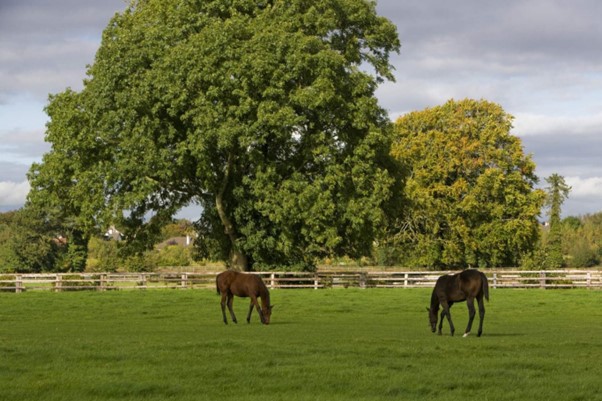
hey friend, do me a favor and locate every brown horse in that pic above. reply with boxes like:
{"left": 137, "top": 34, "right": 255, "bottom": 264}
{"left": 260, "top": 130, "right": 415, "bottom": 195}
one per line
{"left": 427, "top": 269, "right": 489, "bottom": 337}
{"left": 216, "top": 270, "right": 273, "bottom": 325}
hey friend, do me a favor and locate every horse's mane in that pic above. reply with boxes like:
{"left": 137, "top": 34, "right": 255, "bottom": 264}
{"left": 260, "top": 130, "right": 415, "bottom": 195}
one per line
{"left": 429, "top": 287, "right": 440, "bottom": 311}
{"left": 257, "top": 276, "right": 270, "bottom": 306}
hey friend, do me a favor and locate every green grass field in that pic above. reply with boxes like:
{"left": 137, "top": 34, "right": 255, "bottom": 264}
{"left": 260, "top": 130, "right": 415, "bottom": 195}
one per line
{"left": 0, "top": 288, "right": 600, "bottom": 401}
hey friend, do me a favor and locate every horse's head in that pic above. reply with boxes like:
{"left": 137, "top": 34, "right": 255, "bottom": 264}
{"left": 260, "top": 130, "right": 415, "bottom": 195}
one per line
{"left": 262, "top": 305, "right": 274, "bottom": 325}
{"left": 426, "top": 307, "right": 437, "bottom": 333}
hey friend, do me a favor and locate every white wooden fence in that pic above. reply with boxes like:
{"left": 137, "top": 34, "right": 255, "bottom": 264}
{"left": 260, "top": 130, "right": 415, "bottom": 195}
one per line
{"left": 0, "top": 270, "right": 601, "bottom": 292}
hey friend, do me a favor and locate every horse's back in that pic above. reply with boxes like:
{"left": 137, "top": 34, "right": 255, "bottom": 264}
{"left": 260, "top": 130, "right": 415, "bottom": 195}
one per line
{"left": 459, "top": 269, "right": 486, "bottom": 298}
{"left": 217, "top": 270, "right": 266, "bottom": 298}
{"left": 216, "top": 270, "right": 238, "bottom": 292}
{"left": 435, "top": 274, "right": 464, "bottom": 301}
{"left": 459, "top": 269, "right": 480, "bottom": 285}
{"left": 434, "top": 269, "right": 486, "bottom": 301}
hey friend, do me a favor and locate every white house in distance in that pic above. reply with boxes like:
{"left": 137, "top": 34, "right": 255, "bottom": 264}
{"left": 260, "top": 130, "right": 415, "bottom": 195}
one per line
{"left": 103, "top": 226, "right": 123, "bottom": 241}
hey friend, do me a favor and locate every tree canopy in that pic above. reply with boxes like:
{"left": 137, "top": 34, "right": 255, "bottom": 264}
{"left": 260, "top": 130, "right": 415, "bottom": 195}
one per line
{"left": 28, "top": 0, "right": 402, "bottom": 271}
{"left": 390, "top": 99, "right": 545, "bottom": 268}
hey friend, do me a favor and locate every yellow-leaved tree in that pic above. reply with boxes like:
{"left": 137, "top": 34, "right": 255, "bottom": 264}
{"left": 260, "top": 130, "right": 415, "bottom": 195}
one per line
{"left": 390, "top": 99, "right": 545, "bottom": 268}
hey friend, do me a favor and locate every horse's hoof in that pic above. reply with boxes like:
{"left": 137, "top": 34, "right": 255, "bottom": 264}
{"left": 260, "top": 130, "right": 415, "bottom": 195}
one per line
{"left": 463, "top": 332, "right": 470, "bottom": 338}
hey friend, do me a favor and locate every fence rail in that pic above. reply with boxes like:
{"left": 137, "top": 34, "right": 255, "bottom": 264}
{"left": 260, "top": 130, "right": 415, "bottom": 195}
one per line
{"left": 1, "top": 270, "right": 601, "bottom": 292}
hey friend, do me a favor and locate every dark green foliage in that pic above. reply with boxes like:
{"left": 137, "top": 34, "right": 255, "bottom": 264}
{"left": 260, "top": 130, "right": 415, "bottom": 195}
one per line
{"left": 567, "top": 237, "right": 598, "bottom": 267}
{"left": 0, "top": 208, "right": 90, "bottom": 273}
{"left": 54, "top": 230, "right": 88, "bottom": 272}
{"left": 28, "top": 0, "right": 402, "bottom": 271}
{"left": 87, "top": 238, "right": 120, "bottom": 272}
{"left": 160, "top": 219, "right": 193, "bottom": 241}
{"left": 0, "top": 211, "right": 20, "bottom": 272}
{"left": 154, "top": 245, "right": 192, "bottom": 267}
{"left": 120, "top": 253, "right": 158, "bottom": 272}
{"left": 0, "top": 209, "right": 61, "bottom": 273}
{"left": 561, "top": 212, "right": 602, "bottom": 267}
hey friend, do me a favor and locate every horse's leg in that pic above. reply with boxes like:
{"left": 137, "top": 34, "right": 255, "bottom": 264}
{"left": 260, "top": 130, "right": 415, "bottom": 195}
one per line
{"left": 247, "top": 301, "right": 254, "bottom": 323}
{"left": 464, "top": 297, "right": 476, "bottom": 337}
{"left": 248, "top": 296, "right": 265, "bottom": 324}
{"left": 477, "top": 295, "right": 486, "bottom": 337}
{"left": 227, "top": 294, "right": 237, "bottom": 324}
{"left": 220, "top": 293, "right": 228, "bottom": 324}
{"left": 441, "top": 301, "right": 455, "bottom": 336}
{"left": 437, "top": 309, "right": 446, "bottom": 335}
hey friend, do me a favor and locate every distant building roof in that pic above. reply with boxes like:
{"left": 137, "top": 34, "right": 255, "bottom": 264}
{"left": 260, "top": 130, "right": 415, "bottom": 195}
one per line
{"left": 156, "top": 235, "right": 194, "bottom": 249}
{"left": 104, "top": 226, "right": 123, "bottom": 241}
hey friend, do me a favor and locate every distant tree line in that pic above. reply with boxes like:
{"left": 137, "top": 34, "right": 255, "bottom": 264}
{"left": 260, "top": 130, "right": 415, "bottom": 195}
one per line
{"left": 2, "top": 203, "right": 601, "bottom": 273}
{"left": 0, "top": 216, "right": 200, "bottom": 273}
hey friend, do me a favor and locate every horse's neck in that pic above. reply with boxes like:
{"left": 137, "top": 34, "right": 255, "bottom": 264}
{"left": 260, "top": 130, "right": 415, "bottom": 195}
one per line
{"left": 259, "top": 283, "right": 270, "bottom": 307}
{"left": 430, "top": 290, "right": 440, "bottom": 311}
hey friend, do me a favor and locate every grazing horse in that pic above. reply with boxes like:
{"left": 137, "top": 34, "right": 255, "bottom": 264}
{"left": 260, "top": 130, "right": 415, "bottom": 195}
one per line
{"left": 216, "top": 270, "right": 273, "bottom": 325}
{"left": 427, "top": 269, "right": 489, "bottom": 337}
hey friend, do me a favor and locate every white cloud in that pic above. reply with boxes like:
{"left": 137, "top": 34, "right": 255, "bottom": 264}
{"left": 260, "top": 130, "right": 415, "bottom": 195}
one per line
{"left": 0, "top": 181, "right": 30, "bottom": 206}
{"left": 513, "top": 112, "right": 602, "bottom": 137}
{"left": 565, "top": 176, "right": 602, "bottom": 198}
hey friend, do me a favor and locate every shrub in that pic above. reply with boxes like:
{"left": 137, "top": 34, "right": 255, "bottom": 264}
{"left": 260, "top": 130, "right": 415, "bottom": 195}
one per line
{"left": 566, "top": 238, "right": 598, "bottom": 268}
{"left": 155, "top": 245, "right": 191, "bottom": 267}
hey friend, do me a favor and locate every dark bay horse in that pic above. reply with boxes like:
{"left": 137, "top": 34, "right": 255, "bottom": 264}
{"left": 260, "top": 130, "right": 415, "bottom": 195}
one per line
{"left": 427, "top": 269, "right": 489, "bottom": 337}
{"left": 216, "top": 270, "right": 273, "bottom": 325}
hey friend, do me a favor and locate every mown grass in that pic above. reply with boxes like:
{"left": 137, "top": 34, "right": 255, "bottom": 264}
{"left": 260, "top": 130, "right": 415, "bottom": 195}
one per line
{"left": 0, "top": 288, "right": 600, "bottom": 401}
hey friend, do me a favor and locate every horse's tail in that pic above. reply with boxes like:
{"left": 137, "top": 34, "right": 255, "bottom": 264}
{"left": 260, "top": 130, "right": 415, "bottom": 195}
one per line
{"left": 481, "top": 272, "right": 490, "bottom": 301}
{"left": 216, "top": 275, "right": 220, "bottom": 295}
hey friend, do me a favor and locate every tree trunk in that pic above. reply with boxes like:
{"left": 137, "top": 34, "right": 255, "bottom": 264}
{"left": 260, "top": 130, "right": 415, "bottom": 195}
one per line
{"left": 215, "top": 151, "right": 249, "bottom": 271}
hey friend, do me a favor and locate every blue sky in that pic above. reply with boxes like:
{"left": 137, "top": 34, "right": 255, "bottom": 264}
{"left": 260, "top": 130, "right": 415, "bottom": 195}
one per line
{"left": 1, "top": 0, "right": 601, "bottom": 218}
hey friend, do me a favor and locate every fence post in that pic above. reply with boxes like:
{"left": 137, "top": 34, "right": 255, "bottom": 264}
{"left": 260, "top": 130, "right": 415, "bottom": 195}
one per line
{"left": 15, "top": 274, "right": 23, "bottom": 293}
{"left": 270, "top": 273, "right": 276, "bottom": 289}
{"left": 139, "top": 274, "right": 147, "bottom": 289}
{"left": 586, "top": 271, "right": 591, "bottom": 288}
{"left": 404, "top": 273, "right": 409, "bottom": 288}
{"left": 493, "top": 273, "right": 498, "bottom": 289}
{"left": 181, "top": 273, "right": 188, "bottom": 289}
{"left": 359, "top": 272, "right": 367, "bottom": 289}
{"left": 55, "top": 274, "right": 62, "bottom": 292}
{"left": 100, "top": 273, "right": 107, "bottom": 291}
{"left": 540, "top": 271, "right": 546, "bottom": 289}
{"left": 314, "top": 273, "right": 319, "bottom": 290}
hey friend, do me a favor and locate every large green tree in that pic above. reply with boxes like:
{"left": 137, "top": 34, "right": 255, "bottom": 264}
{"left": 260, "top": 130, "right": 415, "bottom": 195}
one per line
{"left": 28, "top": 0, "right": 401, "bottom": 271}
{"left": 391, "top": 99, "right": 545, "bottom": 268}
